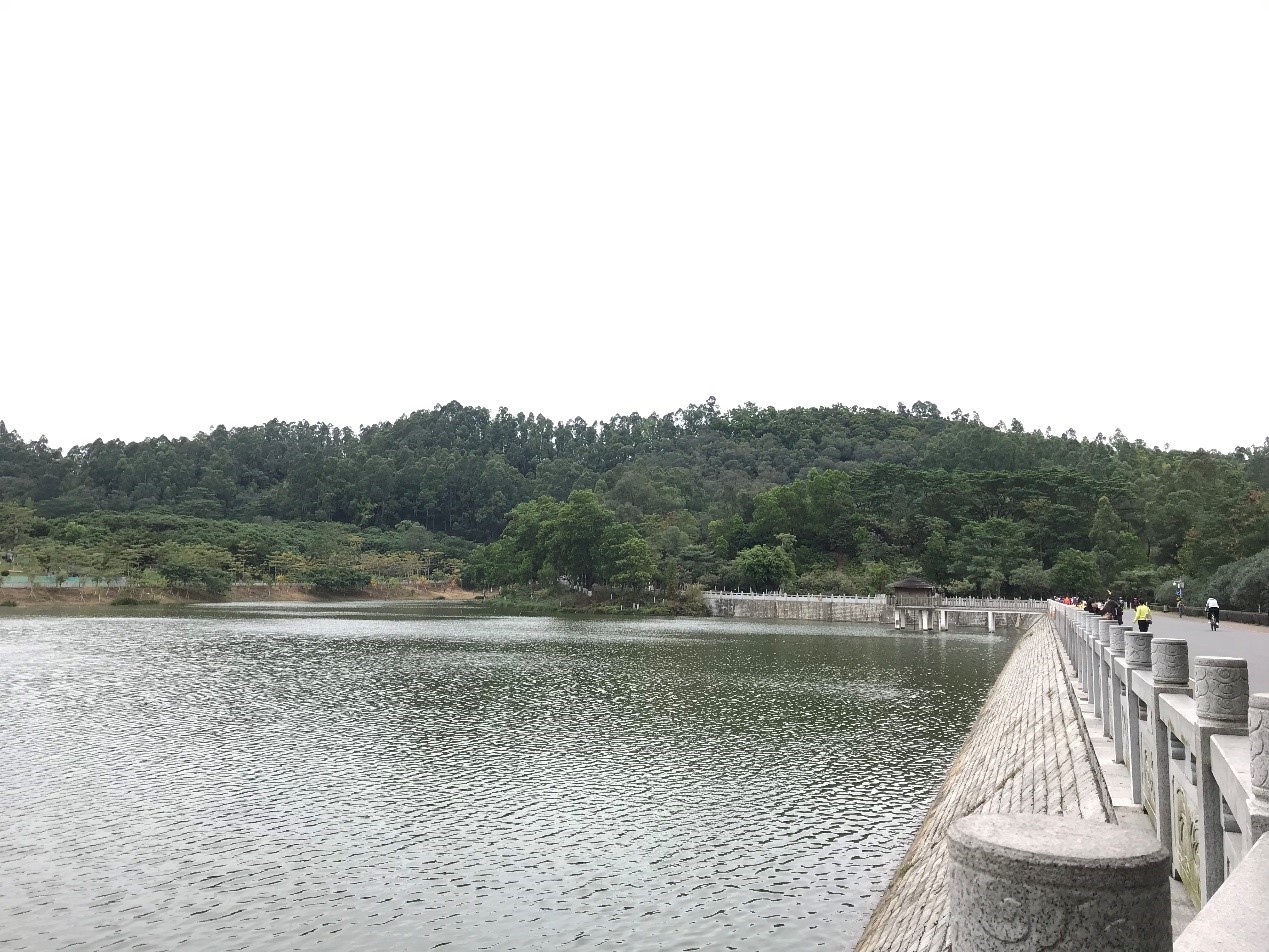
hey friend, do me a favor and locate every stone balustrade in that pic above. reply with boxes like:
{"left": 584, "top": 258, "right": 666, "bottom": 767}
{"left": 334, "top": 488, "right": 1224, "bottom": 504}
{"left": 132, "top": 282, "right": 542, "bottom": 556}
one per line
{"left": 702, "top": 592, "right": 887, "bottom": 622}
{"left": 702, "top": 592, "right": 1046, "bottom": 629}
{"left": 704, "top": 591, "right": 886, "bottom": 602}
{"left": 1037, "top": 601, "right": 1269, "bottom": 947}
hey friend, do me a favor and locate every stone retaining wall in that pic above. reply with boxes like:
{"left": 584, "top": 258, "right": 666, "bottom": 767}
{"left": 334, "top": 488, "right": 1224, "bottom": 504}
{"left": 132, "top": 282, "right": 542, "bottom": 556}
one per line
{"left": 702, "top": 594, "right": 1041, "bottom": 628}
{"left": 703, "top": 594, "right": 885, "bottom": 623}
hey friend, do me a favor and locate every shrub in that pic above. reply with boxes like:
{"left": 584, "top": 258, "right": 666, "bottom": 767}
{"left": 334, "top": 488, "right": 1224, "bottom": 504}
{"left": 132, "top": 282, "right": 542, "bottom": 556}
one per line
{"left": 302, "top": 566, "right": 372, "bottom": 592}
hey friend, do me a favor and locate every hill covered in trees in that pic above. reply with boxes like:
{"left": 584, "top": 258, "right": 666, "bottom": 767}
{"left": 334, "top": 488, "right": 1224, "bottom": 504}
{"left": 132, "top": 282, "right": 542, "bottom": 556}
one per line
{"left": 2, "top": 399, "right": 1268, "bottom": 609}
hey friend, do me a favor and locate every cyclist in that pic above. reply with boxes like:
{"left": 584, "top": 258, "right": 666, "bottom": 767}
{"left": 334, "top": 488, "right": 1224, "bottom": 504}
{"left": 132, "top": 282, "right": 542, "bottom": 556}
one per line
{"left": 1206, "top": 595, "right": 1221, "bottom": 629}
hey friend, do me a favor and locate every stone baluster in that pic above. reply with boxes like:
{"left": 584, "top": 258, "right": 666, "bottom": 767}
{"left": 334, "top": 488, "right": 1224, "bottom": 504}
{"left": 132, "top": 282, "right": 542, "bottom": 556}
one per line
{"left": 947, "top": 814, "right": 1171, "bottom": 951}
{"left": 1089, "top": 620, "right": 1104, "bottom": 718}
{"left": 1193, "top": 657, "right": 1251, "bottom": 903}
{"left": 1109, "top": 627, "right": 1148, "bottom": 807}
{"left": 1251, "top": 694, "right": 1269, "bottom": 803}
{"left": 1248, "top": 693, "right": 1269, "bottom": 849}
{"left": 1109, "top": 624, "right": 1128, "bottom": 764}
{"left": 1147, "top": 638, "right": 1189, "bottom": 858}
{"left": 1086, "top": 619, "right": 1096, "bottom": 700}
{"left": 1096, "top": 619, "right": 1113, "bottom": 733}
{"left": 1075, "top": 619, "right": 1088, "bottom": 692}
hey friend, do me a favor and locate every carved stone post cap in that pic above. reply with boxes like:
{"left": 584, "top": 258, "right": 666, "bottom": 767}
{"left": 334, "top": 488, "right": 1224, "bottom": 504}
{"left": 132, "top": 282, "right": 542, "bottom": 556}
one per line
{"left": 1194, "top": 657, "right": 1250, "bottom": 724}
{"left": 948, "top": 815, "right": 1173, "bottom": 951}
{"left": 1194, "top": 656, "right": 1248, "bottom": 669}
{"left": 1124, "top": 631, "right": 1155, "bottom": 669}
{"left": 947, "top": 814, "right": 1170, "bottom": 888}
{"left": 1150, "top": 638, "right": 1189, "bottom": 685}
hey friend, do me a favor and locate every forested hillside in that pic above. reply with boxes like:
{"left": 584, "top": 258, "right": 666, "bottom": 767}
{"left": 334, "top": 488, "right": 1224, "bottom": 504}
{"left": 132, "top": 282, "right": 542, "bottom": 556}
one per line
{"left": 2, "top": 400, "right": 1268, "bottom": 608}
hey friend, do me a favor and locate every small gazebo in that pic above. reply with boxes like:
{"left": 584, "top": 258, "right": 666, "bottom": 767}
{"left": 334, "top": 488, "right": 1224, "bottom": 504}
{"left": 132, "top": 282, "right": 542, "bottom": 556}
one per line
{"left": 889, "top": 576, "right": 939, "bottom": 631}
{"left": 891, "top": 576, "right": 937, "bottom": 606}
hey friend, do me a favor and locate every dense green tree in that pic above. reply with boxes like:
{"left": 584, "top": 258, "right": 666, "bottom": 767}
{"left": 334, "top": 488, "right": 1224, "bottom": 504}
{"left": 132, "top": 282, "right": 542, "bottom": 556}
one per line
{"left": 730, "top": 545, "right": 796, "bottom": 592}
{"left": 0, "top": 503, "right": 36, "bottom": 555}
{"left": 601, "top": 524, "right": 657, "bottom": 591}
{"left": 1050, "top": 549, "right": 1101, "bottom": 596}
{"left": 1009, "top": 561, "right": 1051, "bottom": 599}
{"left": 2, "top": 400, "right": 1267, "bottom": 602}
{"left": 545, "top": 490, "right": 614, "bottom": 588}
{"left": 155, "top": 543, "right": 233, "bottom": 596}
{"left": 303, "top": 565, "right": 373, "bottom": 592}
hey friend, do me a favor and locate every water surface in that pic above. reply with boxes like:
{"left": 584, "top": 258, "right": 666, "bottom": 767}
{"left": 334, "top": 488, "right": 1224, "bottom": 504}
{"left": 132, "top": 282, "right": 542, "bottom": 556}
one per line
{"left": 0, "top": 604, "right": 1014, "bottom": 950}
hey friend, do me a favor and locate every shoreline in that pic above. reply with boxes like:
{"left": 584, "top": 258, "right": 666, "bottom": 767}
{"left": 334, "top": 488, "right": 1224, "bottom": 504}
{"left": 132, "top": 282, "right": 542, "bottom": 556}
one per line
{"left": 0, "top": 581, "right": 479, "bottom": 609}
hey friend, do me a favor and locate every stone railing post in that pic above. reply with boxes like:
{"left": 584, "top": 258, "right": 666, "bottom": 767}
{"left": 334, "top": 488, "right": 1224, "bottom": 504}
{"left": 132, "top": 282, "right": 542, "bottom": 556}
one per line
{"left": 1109, "top": 625, "right": 1129, "bottom": 764}
{"left": 1251, "top": 694, "right": 1269, "bottom": 803}
{"left": 1095, "top": 619, "right": 1112, "bottom": 733}
{"left": 1076, "top": 619, "right": 1088, "bottom": 692}
{"left": 1121, "top": 628, "right": 1153, "bottom": 802}
{"left": 1249, "top": 694, "right": 1269, "bottom": 848}
{"left": 947, "top": 814, "right": 1172, "bottom": 951}
{"left": 1194, "top": 657, "right": 1251, "bottom": 902}
{"left": 1147, "top": 638, "right": 1189, "bottom": 857}
{"left": 1090, "top": 620, "right": 1106, "bottom": 722}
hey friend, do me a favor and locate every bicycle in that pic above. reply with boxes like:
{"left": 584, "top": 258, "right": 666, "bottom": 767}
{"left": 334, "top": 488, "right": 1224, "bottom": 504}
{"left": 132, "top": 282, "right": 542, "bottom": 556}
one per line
{"left": 1208, "top": 609, "right": 1220, "bottom": 630}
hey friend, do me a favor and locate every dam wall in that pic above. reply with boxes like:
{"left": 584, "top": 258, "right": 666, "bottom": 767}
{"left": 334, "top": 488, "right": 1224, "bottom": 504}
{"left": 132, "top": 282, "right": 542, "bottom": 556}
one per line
{"left": 702, "top": 593, "right": 1041, "bottom": 629}
{"left": 854, "top": 614, "right": 1110, "bottom": 951}
{"left": 703, "top": 593, "right": 885, "bottom": 623}
{"left": 855, "top": 603, "right": 1269, "bottom": 950}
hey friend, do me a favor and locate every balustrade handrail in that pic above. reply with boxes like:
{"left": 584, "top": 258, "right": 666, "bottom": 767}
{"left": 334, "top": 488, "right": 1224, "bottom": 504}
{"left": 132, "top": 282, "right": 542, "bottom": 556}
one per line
{"left": 705, "top": 590, "right": 1047, "bottom": 608}
{"left": 1048, "top": 599, "right": 1269, "bottom": 943}
{"left": 704, "top": 590, "right": 885, "bottom": 601}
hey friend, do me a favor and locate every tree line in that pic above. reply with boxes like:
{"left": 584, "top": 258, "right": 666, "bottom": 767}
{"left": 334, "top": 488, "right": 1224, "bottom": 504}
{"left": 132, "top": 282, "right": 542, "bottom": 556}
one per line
{"left": 2, "top": 401, "right": 1268, "bottom": 607}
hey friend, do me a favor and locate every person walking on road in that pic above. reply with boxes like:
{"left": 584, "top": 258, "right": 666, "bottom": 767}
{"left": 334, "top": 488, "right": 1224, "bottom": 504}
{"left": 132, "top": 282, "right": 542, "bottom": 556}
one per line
{"left": 1206, "top": 596, "right": 1221, "bottom": 629}
{"left": 1135, "top": 599, "right": 1153, "bottom": 632}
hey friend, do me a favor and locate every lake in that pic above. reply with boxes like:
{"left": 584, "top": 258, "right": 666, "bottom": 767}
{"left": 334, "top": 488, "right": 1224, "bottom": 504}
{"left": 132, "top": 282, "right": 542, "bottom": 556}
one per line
{"left": 0, "top": 603, "right": 1015, "bottom": 950}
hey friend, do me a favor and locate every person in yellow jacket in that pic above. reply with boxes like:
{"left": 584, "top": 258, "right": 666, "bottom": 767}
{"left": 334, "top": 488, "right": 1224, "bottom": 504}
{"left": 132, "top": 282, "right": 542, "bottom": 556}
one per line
{"left": 1135, "top": 600, "right": 1153, "bottom": 632}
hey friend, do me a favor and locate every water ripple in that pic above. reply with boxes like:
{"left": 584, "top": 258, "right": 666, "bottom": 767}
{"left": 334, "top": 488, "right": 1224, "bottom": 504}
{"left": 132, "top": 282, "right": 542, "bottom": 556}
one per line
{"left": 0, "top": 610, "right": 1012, "bottom": 950}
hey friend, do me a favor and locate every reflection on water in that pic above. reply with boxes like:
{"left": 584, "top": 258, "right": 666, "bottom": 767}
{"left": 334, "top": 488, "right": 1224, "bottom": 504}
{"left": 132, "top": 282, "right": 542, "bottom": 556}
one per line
{"left": 0, "top": 606, "right": 1014, "bottom": 950}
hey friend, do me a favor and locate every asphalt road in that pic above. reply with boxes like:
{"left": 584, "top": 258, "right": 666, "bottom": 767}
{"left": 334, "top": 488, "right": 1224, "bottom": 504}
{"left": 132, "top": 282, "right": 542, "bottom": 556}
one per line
{"left": 1135, "top": 609, "right": 1269, "bottom": 694}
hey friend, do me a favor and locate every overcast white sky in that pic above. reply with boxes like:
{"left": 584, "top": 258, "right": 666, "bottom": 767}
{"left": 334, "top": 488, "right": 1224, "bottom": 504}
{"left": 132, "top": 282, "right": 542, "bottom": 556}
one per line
{"left": 2, "top": 2, "right": 1266, "bottom": 454}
